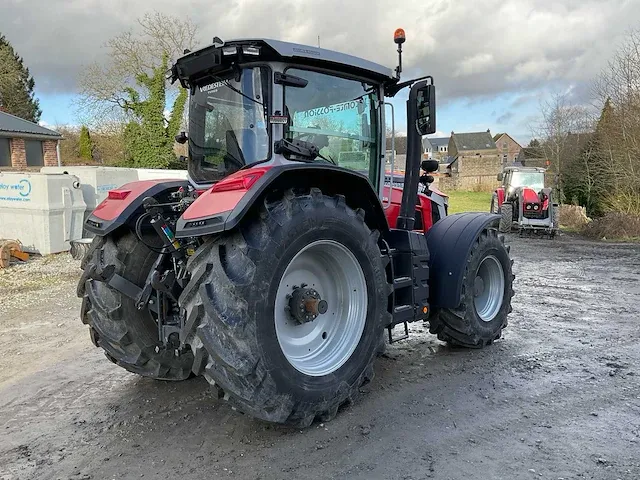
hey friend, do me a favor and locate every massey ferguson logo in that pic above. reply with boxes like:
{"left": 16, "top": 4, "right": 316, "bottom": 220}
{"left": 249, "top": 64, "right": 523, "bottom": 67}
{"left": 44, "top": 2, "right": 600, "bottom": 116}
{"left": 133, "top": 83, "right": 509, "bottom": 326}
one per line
{"left": 200, "top": 81, "right": 226, "bottom": 92}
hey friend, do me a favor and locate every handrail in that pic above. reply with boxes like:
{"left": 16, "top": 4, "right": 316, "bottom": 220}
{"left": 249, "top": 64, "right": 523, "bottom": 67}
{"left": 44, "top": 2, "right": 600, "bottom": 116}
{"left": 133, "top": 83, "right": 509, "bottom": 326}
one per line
{"left": 384, "top": 102, "right": 395, "bottom": 209}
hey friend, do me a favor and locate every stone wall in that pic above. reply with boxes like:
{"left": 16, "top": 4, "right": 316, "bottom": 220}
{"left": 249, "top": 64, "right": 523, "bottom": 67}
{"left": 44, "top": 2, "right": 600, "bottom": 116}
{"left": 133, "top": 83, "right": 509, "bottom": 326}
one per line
{"left": 454, "top": 154, "right": 502, "bottom": 191}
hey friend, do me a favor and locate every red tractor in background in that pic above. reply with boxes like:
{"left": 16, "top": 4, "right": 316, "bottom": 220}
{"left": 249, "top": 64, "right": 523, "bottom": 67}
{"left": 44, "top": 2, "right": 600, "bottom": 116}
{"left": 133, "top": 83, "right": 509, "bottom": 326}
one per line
{"left": 77, "top": 31, "right": 514, "bottom": 427}
{"left": 491, "top": 166, "right": 558, "bottom": 237}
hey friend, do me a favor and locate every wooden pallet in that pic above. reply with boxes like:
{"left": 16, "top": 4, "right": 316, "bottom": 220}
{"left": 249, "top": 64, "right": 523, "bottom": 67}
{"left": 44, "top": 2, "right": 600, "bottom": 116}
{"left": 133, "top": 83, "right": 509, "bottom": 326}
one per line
{"left": 0, "top": 240, "right": 29, "bottom": 268}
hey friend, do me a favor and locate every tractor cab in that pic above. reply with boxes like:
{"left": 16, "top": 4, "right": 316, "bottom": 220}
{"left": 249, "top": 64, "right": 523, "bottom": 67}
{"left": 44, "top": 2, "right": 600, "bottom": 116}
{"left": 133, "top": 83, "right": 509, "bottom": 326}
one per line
{"left": 171, "top": 36, "right": 443, "bottom": 233}
{"left": 500, "top": 167, "right": 545, "bottom": 196}
{"left": 173, "top": 39, "right": 397, "bottom": 187}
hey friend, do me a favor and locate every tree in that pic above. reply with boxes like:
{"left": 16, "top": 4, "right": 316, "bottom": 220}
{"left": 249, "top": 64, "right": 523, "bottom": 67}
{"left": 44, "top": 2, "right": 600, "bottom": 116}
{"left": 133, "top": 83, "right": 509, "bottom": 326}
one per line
{"left": 531, "top": 92, "right": 593, "bottom": 201}
{"left": 78, "top": 126, "right": 94, "bottom": 161}
{"left": 0, "top": 35, "right": 41, "bottom": 122}
{"left": 562, "top": 101, "right": 614, "bottom": 215}
{"left": 528, "top": 138, "right": 541, "bottom": 148}
{"left": 76, "top": 12, "right": 196, "bottom": 168}
{"left": 591, "top": 29, "right": 640, "bottom": 215}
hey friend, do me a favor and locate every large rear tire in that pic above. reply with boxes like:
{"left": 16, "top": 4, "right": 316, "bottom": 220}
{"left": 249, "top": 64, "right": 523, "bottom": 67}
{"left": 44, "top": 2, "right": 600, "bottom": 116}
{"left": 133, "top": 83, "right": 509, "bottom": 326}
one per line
{"left": 180, "top": 188, "right": 390, "bottom": 427}
{"left": 498, "top": 203, "right": 513, "bottom": 233}
{"left": 429, "top": 229, "right": 514, "bottom": 348}
{"left": 78, "top": 231, "right": 194, "bottom": 380}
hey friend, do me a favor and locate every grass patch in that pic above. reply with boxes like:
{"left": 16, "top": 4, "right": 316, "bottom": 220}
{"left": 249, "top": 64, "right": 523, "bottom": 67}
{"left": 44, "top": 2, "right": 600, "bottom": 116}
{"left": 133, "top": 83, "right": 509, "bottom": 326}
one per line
{"left": 446, "top": 191, "right": 492, "bottom": 214}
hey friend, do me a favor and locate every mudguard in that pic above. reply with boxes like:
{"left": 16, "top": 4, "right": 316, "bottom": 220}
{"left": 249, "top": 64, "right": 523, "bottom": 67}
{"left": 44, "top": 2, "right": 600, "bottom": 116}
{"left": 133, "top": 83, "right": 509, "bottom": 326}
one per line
{"left": 426, "top": 212, "right": 501, "bottom": 309}
{"left": 85, "top": 179, "right": 189, "bottom": 236}
{"left": 175, "top": 164, "right": 389, "bottom": 238}
{"left": 496, "top": 187, "right": 505, "bottom": 207}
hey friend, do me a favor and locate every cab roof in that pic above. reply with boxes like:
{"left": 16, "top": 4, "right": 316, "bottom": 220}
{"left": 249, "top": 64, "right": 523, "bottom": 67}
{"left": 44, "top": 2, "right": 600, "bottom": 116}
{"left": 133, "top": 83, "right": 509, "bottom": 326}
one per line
{"left": 173, "top": 38, "right": 396, "bottom": 87}
{"left": 504, "top": 166, "right": 546, "bottom": 173}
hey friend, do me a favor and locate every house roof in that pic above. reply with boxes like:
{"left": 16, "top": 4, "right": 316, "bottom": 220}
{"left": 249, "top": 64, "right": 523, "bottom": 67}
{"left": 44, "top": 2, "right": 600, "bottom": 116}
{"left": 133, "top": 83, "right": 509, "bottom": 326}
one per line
{"left": 0, "top": 111, "right": 62, "bottom": 139}
{"left": 451, "top": 131, "right": 496, "bottom": 151}
{"left": 492, "top": 132, "right": 522, "bottom": 148}
{"left": 423, "top": 136, "right": 450, "bottom": 150}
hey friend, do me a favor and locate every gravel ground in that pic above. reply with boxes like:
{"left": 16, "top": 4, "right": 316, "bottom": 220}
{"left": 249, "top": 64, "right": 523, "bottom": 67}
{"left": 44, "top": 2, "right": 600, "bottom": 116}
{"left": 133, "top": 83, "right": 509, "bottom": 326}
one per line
{"left": 1, "top": 233, "right": 639, "bottom": 480}
{"left": 0, "top": 253, "right": 85, "bottom": 385}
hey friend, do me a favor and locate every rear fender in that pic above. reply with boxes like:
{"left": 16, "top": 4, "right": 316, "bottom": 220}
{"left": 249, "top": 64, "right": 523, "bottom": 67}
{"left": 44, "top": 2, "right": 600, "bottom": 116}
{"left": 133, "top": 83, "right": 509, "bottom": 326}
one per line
{"left": 426, "top": 212, "right": 501, "bottom": 309}
{"left": 85, "top": 179, "right": 189, "bottom": 236}
{"left": 175, "top": 164, "right": 389, "bottom": 238}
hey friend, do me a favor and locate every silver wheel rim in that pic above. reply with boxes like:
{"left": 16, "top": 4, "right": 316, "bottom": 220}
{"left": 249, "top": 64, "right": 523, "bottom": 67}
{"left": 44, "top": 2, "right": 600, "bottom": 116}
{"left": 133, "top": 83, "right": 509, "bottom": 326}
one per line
{"left": 275, "top": 240, "right": 367, "bottom": 376}
{"left": 473, "top": 255, "right": 505, "bottom": 322}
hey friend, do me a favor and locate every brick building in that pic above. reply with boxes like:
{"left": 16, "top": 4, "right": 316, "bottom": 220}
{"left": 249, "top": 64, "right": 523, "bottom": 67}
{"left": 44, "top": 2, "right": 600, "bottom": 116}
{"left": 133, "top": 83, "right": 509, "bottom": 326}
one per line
{"left": 0, "top": 111, "right": 61, "bottom": 169}
{"left": 493, "top": 132, "right": 522, "bottom": 167}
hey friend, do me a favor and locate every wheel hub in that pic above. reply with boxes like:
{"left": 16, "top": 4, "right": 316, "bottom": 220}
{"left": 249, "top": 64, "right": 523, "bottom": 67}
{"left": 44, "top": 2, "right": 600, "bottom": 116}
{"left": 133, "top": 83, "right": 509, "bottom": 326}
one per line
{"left": 287, "top": 284, "right": 329, "bottom": 324}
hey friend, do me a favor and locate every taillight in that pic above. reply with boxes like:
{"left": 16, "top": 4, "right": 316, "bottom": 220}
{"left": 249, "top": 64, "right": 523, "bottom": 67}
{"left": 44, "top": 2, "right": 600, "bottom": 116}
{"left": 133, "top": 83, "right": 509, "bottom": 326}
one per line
{"left": 211, "top": 167, "right": 271, "bottom": 193}
{"left": 108, "top": 189, "right": 131, "bottom": 200}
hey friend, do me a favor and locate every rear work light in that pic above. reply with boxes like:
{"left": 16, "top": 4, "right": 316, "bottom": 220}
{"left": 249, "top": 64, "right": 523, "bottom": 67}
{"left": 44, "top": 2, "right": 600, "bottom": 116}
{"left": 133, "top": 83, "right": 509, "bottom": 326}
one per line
{"left": 222, "top": 46, "right": 237, "bottom": 56}
{"left": 242, "top": 45, "right": 261, "bottom": 56}
{"left": 210, "top": 167, "right": 271, "bottom": 193}
{"left": 108, "top": 189, "right": 131, "bottom": 200}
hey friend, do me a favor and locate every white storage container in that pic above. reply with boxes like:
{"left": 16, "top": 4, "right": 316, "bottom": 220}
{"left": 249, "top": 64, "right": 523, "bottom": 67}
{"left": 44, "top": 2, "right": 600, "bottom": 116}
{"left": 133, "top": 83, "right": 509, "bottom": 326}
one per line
{"left": 41, "top": 166, "right": 140, "bottom": 238}
{"left": 0, "top": 172, "right": 86, "bottom": 255}
{"left": 40, "top": 166, "right": 139, "bottom": 210}
{"left": 136, "top": 168, "right": 188, "bottom": 181}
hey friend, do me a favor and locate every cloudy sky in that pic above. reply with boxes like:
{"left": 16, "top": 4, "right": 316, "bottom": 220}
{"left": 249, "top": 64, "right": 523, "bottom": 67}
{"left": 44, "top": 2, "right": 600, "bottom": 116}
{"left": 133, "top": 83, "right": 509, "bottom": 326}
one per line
{"left": 2, "top": 0, "right": 639, "bottom": 144}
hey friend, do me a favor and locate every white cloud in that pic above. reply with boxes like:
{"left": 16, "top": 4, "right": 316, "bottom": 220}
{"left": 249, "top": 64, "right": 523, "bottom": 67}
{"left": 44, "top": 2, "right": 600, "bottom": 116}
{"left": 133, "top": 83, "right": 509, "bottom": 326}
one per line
{"left": 2, "top": 0, "right": 639, "bottom": 105}
{"left": 454, "top": 53, "right": 495, "bottom": 77}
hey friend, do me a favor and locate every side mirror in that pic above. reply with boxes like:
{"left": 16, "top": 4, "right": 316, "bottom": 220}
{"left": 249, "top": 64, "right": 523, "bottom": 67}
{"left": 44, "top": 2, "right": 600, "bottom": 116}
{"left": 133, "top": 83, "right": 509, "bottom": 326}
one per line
{"left": 421, "top": 159, "right": 439, "bottom": 173}
{"left": 497, "top": 173, "right": 504, "bottom": 181}
{"left": 416, "top": 84, "right": 436, "bottom": 135}
{"left": 175, "top": 131, "right": 188, "bottom": 144}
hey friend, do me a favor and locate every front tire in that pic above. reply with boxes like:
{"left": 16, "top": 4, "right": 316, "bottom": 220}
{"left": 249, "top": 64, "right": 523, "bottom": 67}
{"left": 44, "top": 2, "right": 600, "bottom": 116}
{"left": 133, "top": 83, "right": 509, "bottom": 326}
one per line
{"left": 499, "top": 203, "right": 513, "bottom": 233}
{"left": 78, "top": 231, "right": 194, "bottom": 380}
{"left": 490, "top": 193, "right": 498, "bottom": 213}
{"left": 429, "top": 229, "right": 514, "bottom": 348}
{"left": 180, "top": 188, "right": 390, "bottom": 427}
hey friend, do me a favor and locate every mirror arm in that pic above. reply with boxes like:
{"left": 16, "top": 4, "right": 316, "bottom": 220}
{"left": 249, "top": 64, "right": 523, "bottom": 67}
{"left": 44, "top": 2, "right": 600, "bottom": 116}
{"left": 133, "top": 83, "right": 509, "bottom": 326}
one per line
{"left": 385, "top": 75, "right": 433, "bottom": 97}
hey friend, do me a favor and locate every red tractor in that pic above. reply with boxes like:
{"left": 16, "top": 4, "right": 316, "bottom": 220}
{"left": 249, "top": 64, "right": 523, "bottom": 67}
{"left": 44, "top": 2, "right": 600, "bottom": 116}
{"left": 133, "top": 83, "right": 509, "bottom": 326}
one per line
{"left": 77, "top": 31, "right": 514, "bottom": 427}
{"left": 491, "top": 166, "right": 558, "bottom": 237}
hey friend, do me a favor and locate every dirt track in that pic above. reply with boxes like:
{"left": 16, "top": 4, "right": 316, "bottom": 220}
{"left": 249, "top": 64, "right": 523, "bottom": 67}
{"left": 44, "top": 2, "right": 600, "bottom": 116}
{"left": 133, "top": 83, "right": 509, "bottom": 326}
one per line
{"left": 1, "top": 234, "right": 640, "bottom": 480}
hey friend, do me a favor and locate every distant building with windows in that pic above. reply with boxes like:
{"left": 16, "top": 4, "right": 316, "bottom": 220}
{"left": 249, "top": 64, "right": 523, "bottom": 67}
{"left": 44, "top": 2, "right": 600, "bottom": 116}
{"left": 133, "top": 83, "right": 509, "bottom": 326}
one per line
{"left": 422, "top": 136, "right": 450, "bottom": 160}
{"left": 493, "top": 132, "right": 522, "bottom": 167}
